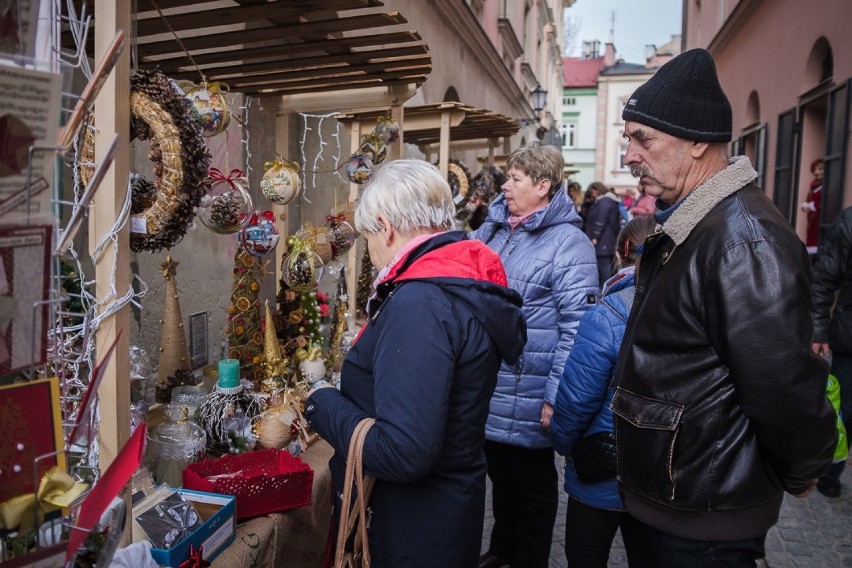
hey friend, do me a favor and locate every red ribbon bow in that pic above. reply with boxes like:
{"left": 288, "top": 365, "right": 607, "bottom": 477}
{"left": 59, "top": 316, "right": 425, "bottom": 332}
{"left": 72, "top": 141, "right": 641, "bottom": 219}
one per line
{"left": 179, "top": 545, "right": 209, "bottom": 568}
{"left": 246, "top": 210, "right": 276, "bottom": 225}
{"left": 325, "top": 213, "right": 347, "bottom": 224}
{"left": 208, "top": 168, "right": 246, "bottom": 191}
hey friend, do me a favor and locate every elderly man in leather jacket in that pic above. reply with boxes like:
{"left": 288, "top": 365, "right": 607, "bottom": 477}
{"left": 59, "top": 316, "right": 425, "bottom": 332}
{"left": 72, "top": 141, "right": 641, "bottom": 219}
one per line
{"left": 611, "top": 48, "right": 837, "bottom": 567}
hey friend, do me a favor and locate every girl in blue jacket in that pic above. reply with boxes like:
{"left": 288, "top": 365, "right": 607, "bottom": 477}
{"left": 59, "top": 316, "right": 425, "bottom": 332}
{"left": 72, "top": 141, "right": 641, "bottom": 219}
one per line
{"left": 551, "top": 215, "right": 657, "bottom": 567}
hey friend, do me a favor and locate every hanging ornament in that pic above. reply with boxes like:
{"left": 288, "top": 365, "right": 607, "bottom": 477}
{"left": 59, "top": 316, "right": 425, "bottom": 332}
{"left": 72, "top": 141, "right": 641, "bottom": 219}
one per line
{"left": 325, "top": 214, "right": 356, "bottom": 259}
{"left": 296, "top": 222, "right": 333, "bottom": 264}
{"left": 260, "top": 159, "right": 301, "bottom": 205}
{"left": 198, "top": 168, "right": 252, "bottom": 234}
{"left": 239, "top": 211, "right": 280, "bottom": 257}
{"left": 375, "top": 114, "right": 400, "bottom": 144}
{"left": 282, "top": 237, "right": 324, "bottom": 292}
{"left": 344, "top": 153, "right": 374, "bottom": 185}
{"left": 178, "top": 81, "right": 231, "bottom": 137}
{"left": 359, "top": 134, "right": 387, "bottom": 165}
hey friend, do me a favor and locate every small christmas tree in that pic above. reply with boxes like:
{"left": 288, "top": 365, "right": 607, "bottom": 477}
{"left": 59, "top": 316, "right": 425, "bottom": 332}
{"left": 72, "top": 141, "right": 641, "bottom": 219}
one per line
{"left": 226, "top": 246, "right": 265, "bottom": 387}
{"left": 355, "top": 242, "right": 374, "bottom": 318}
{"left": 154, "top": 256, "right": 195, "bottom": 403}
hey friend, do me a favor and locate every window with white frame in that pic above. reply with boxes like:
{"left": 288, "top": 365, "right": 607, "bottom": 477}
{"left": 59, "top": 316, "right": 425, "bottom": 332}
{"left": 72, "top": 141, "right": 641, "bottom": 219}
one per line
{"left": 617, "top": 144, "right": 629, "bottom": 170}
{"left": 562, "top": 122, "right": 577, "bottom": 148}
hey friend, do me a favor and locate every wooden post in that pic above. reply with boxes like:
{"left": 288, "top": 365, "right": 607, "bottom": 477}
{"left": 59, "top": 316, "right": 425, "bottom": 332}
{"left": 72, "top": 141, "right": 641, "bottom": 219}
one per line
{"left": 438, "top": 110, "right": 450, "bottom": 180}
{"left": 91, "top": 0, "right": 131, "bottom": 474}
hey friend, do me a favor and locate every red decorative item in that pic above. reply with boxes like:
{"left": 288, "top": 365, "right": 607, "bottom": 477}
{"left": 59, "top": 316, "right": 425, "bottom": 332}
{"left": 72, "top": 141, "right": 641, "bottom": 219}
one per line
{"left": 178, "top": 545, "right": 210, "bottom": 568}
{"left": 182, "top": 448, "right": 313, "bottom": 519}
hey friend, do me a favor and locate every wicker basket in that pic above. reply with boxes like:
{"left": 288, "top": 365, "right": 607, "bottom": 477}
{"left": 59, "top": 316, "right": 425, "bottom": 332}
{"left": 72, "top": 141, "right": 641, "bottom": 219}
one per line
{"left": 183, "top": 449, "right": 313, "bottom": 519}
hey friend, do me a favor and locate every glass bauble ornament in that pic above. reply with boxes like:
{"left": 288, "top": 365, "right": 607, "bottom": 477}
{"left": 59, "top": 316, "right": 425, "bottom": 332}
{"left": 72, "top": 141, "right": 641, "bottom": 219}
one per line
{"left": 261, "top": 160, "right": 301, "bottom": 205}
{"left": 240, "top": 211, "right": 280, "bottom": 257}
{"left": 344, "top": 154, "right": 374, "bottom": 185}
{"left": 375, "top": 115, "right": 400, "bottom": 143}
{"left": 360, "top": 135, "right": 386, "bottom": 165}
{"left": 282, "top": 244, "right": 324, "bottom": 292}
{"left": 328, "top": 218, "right": 356, "bottom": 259}
{"left": 197, "top": 170, "right": 252, "bottom": 234}
{"left": 179, "top": 81, "right": 231, "bottom": 137}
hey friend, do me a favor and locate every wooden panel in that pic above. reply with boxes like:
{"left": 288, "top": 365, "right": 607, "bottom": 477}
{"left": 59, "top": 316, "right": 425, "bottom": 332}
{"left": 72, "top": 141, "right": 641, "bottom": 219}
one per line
{"left": 135, "top": 12, "right": 408, "bottom": 56}
{"left": 147, "top": 31, "right": 423, "bottom": 69}
{"left": 167, "top": 53, "right": 432, "bottom": 83}
{"left": 242, "top": 75, "right": 428, "bottom": 96}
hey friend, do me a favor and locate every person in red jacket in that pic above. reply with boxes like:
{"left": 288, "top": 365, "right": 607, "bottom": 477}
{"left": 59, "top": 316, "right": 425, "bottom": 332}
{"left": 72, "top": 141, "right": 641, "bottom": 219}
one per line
{"left": 802, "top": 158, "right": 825, "bottom": 255}
{"left": 628, "top": 183, "right": 657, "bottom": 217}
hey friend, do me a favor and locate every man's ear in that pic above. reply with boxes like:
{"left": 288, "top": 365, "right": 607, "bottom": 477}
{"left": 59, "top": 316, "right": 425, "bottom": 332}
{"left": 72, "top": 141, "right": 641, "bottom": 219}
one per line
{"left": 690, "top": 140, "right": 711, "bottom": 159}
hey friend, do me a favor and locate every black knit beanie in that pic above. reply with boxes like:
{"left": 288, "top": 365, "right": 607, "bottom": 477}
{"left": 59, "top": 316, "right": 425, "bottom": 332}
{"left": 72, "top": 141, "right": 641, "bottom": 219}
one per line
{"left": 621, "top": 48, "right": 732, "bottom": 142}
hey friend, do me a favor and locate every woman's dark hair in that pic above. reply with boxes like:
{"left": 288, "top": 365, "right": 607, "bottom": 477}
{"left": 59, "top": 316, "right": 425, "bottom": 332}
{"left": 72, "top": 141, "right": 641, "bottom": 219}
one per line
{"left": 614, "top": 215, "right": 658, "bottom": 272}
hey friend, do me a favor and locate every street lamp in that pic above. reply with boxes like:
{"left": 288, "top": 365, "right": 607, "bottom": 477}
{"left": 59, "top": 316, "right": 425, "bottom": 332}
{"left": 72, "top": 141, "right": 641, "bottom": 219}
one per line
{"left": 517, "top": 84, "right": 548, "bottom": 126}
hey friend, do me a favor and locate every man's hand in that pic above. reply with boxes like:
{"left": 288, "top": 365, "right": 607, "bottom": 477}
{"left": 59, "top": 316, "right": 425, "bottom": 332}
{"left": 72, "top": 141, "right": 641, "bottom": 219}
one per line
{"left": 792, "top": 480, "right": 818, "bottom": 498}
{"left": 811, "top": 342, "right": 831, "bottom": 357}
{"left": 540, "top": 402, "right": 553, "bottom": 431}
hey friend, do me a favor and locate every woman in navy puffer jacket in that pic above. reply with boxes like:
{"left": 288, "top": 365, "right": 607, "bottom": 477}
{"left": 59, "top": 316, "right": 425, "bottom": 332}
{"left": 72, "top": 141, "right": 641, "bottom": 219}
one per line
{"left": 471, "top": 145, "right": 598, "bottom": 568}
{"left": 551, "top": 215, "right": 657, "bottom": 567}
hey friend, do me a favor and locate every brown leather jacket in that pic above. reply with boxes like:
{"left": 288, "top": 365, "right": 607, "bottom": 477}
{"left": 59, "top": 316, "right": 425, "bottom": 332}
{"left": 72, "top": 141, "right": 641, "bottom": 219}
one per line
{"left": 611, "top": 157, "right": 837, "bottom": 541}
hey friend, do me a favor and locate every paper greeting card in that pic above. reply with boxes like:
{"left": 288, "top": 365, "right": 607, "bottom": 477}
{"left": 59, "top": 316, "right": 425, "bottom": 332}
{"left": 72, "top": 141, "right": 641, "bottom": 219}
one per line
{"left": 0, "top": 223, "right": 51, "bottom": 375}
{"left": 0, "top": 378, "right": 65, "bottom": 504}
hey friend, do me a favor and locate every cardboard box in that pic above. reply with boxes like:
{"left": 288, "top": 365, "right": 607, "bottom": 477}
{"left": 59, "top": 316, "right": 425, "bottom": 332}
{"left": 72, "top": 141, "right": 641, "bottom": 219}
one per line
{"left": 139, "top": 489, "right": 236, "bottom": 567}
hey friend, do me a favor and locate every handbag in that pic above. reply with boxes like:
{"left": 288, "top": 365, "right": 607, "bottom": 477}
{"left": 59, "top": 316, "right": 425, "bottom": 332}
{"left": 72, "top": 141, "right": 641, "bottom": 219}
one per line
{"left": 570, "top": 431, "right": 617, "bottom": 484}
{"left": 334, "top": 417, "right": 376, "bottom": 568}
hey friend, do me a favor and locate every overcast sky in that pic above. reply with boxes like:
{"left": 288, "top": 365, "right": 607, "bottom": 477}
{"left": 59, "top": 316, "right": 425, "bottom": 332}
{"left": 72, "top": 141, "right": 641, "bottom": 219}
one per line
{"left": 564, "top": 0, "right": 683, "bottom": 64}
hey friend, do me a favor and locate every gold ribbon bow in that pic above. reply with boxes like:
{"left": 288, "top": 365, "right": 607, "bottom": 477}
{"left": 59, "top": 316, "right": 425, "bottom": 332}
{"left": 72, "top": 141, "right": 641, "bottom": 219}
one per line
{"left": 294, "top": 344, "right": 322, "bottom": 362}
{"left": 0, "top": 467, "right": 88, "bottom": 532}
{"left": 263, "top": 160, "right": 299, "bottom": 173}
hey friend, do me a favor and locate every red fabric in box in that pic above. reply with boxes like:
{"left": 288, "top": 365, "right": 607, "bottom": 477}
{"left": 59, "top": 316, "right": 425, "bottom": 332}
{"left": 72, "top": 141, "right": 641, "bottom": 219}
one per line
{"left": 182, "top": 449, "right": 313, "bottom": 519}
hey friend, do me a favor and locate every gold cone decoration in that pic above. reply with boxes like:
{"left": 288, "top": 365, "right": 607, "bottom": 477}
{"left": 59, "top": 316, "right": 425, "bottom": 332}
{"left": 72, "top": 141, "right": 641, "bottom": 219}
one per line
{"left": 157, "top": 256, "right": 191, "bottom": 385}
{"left": 262, "top": 300, "right": 288, "bottom": 380}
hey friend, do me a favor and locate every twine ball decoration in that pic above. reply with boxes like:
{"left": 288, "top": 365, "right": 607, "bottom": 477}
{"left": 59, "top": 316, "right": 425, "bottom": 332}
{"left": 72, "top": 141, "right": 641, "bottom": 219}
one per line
{"left": 260, "top": 160, "right": 301, "bottom": 205}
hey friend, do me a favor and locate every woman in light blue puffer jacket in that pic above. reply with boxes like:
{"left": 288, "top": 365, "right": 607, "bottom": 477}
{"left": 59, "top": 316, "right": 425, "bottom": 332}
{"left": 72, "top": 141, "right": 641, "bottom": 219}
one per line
{"left": 471, "top": 145, "right": 598, "bottom": 568}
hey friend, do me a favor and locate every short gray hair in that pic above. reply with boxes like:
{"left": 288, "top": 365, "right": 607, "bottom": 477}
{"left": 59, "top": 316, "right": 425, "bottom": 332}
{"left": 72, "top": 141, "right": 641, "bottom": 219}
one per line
{"left": 506, "top": 145, "right": 564, "bottom": 198}
{"left": 354, "top": 159, "right": 456, "bottom": 234}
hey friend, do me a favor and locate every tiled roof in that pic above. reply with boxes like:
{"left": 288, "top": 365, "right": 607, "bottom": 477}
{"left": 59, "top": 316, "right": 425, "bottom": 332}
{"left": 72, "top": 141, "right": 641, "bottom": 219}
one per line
{"left": 562, "top": 56, "right": 605, "bottom": 88}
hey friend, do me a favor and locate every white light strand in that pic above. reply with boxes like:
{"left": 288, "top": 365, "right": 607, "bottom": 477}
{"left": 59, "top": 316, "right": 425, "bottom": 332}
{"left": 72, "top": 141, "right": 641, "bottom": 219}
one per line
{"left": 298, "top": 113, "right": 312, "bottom": 204}
{"left": 310, "top": 114, "right": 328, "bottom": 192}
{"left": 239, "top": 94, "right": 254, "bottom": 182}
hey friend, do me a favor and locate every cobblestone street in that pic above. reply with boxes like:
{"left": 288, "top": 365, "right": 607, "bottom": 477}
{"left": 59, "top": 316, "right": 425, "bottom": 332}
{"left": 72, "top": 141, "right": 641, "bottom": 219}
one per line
{"left": 482, "top": 456, "right": 852, "bottom": 567}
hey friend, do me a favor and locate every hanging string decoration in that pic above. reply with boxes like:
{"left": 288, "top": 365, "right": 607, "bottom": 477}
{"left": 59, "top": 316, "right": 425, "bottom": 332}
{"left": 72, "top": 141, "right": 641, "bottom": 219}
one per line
{"left": 178, "top": 81, "right": 232, "bottom": 138}
{"left": 344, "top": 153, "right": 374, "bottom": 185}
{"left": 197, "top": 168, "right": 252, "bottom": 234}
{"left": 260, "top": 160, "right": 301, "bottom": 205}
{"left": 239, "top": 211, "right": 280, "bottom": 257}
{"left": 128, "top": 69, "right": 212, "bottom": 252}
{"left": 325, "top": 213, "right": 356, "bottom": 260}
{"left": 359, "top": 133, "right": 387, "bottom": 166}
{"left": 295, "top": 222, "right": 333, "bottom": 264}
{"left": 282, "top": 235, "right": 324, "bottom": 292}
{"left": 374, "top": 113, "right": 400, "bottom": 144}
{"left": 226, "top": 247, "right": 267, "bottom": 387}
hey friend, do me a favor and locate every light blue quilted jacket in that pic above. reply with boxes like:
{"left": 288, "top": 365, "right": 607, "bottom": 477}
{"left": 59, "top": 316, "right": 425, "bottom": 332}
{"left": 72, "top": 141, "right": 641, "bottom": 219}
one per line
{"left": 471, "top": 188, "right": 598, "bottom": 448}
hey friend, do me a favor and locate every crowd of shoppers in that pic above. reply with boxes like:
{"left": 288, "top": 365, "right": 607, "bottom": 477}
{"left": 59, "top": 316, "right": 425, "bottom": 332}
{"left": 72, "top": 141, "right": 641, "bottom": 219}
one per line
{"left": 312, "top": 48, "right": 840, "bottom": 568}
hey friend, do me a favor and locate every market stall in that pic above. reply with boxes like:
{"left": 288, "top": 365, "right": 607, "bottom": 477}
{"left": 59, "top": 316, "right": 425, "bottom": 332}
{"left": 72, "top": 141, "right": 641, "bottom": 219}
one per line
{"left": 0, "top": 0, "right": 431, "bottom": 565}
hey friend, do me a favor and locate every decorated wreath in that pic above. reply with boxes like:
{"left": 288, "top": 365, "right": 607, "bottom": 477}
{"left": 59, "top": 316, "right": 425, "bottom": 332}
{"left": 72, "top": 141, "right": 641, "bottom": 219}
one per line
{"left": 78, "top": 69, "right": 211, "bottom": 253}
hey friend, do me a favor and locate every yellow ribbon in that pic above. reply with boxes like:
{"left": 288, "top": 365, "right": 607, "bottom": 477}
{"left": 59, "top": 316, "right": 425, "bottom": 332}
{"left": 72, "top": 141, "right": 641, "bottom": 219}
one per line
{"left": 294, "top": 344, "right": 322, "bottom": 362}
{"left": 264, "top": 160, "right": 299, "bottom": 173}
{"left": 204, "top": 81, "right": 230, "bottom": 94}
{"left": 0, "top": 467, "right": 88, "bottom": 532}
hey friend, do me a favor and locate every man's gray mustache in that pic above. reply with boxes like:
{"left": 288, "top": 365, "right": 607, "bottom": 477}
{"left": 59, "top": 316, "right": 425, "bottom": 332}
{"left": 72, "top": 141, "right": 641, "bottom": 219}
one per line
{"left": 630, "top": 164, "right": 653, "bottom": 179}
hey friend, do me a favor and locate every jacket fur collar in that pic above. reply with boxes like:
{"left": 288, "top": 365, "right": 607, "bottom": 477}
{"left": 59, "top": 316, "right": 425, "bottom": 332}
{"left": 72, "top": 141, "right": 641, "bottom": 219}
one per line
{"left": 661, "top": 156, "right": 759, "bottom": 246}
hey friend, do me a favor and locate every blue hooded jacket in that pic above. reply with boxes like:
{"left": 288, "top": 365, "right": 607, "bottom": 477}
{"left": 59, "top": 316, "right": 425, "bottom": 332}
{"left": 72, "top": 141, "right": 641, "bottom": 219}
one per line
{"left": 551, "top": 268, "right": 635, "bottom": 510}
{"left": 306, "top": 231, "right": 526, "bottom": 567}
{"left": 471, "top": 188, "right": 598, "bottom": 449}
